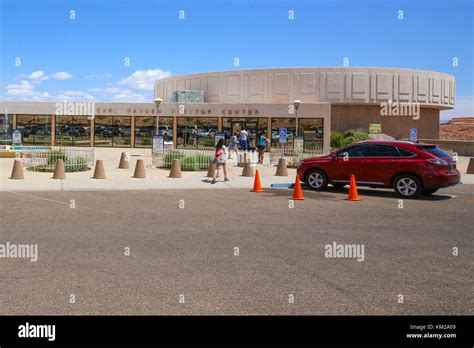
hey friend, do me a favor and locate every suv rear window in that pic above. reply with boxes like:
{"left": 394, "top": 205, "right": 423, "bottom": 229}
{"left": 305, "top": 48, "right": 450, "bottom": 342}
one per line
{"left": 397, "top": 148, "right": 416, "bottom": 157}
{"left": 370, "top": 145, "right": 401, "bottom": 157}
{"left": 417, "top": 146, "right": 451, "bottom": 158}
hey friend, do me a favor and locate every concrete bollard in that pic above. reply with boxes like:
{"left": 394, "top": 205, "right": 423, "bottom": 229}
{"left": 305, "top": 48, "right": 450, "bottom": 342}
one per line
{"left": 238, "top": 152, "right": 248, "bottom": 167}
{"left": 207, "top": 163, "right": 216, "bottom": 178}
{"left": 10, "top": 159, "right": 24, "bottom": 180}
{"left": 92, "top": 160, "right": 106, "bottom": 179}
{"left": 275, "top": 158, "right": 289, "bottom": 176}
{"left": 241, "top": 162, "right": 254, "bottom": 177}
{"left": 52, "top": 159, "right": 66, "bottom": 179}
{"left": 132, "top": 159, "right": 146, "bottom": 178}
{"left": 169, "top": 159, "right": 182, "bottom": 178}
{"left": 118, "top": 152, "right": 130, "bottom": 169}
{"left": 467, "top": 158, "right": 474, "bottom": 174}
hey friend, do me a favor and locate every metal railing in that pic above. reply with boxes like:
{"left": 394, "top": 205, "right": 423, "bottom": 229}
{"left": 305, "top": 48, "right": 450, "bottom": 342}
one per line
{"left": 236, "top": 151, "right": 259, "bottom": 166}
{"left": 270, "top": 146, "right": 325, "bottom": 167}
{"left": 153, "top": 148, "right": 214, "bottom": 171}
{"left": 22, "top": 146, "right": 94, "bottom": 172}
{"left": 175, "top": 144, "right": 215, "bottom": 150}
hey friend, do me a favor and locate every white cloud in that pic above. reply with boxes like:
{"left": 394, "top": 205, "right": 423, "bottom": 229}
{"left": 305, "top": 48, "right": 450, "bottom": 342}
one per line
{"left": 118, "top": 69, "right": 171, "bottom": 90}
{"left": 4, "top": 80, "right": 51, "bottom": 100}
{"left": 28, "top": 70, "right": 49, "bottom": 83}
{"left": 86, "top": 73, "right": 112, "bottom": 80}
{"left": 57, "top": 90, "right": 95, "bottom": 101}
{"left": 4, "top": 68, "right": 170, "bottom": 103}
{"left": 111, "top": 90, "right": 147, "bottom": 102}
{"left": 440, "top": 96, "right": 474, "bottom": 122}
{"left": 51, "top": 72, "right": 72, "bottom": 80}
{"left": 4, "top": 80, "right": 36, "bottom": 97}
{"left": 18, "top": 70, "right": 72, "bottom": 84}
{"left": 103, "top": 87, "right": 122, "bottom": 94}
{"left": 96, "top": 87, "right": 147, "bottom": 102}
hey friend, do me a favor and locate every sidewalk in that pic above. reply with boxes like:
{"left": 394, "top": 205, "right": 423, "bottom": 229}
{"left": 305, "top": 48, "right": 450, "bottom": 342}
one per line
{"left": 1, "top": 148, "right": 298, "bottom": 191}
{"left": 2, "top": 147, "right": 472, "bottom": 191}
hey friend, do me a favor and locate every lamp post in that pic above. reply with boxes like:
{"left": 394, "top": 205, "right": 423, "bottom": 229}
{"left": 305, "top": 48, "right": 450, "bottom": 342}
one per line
{"left": 154, "top": 98, "right": 163, "bottom": 136}
{"left": 293, "top": 100, "right": 302, "bottom": 137}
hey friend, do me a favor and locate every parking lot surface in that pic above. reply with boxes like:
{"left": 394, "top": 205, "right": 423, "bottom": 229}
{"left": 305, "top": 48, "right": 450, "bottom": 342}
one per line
{"left": 0, "top": 185, "right": 472, "bottom": 315}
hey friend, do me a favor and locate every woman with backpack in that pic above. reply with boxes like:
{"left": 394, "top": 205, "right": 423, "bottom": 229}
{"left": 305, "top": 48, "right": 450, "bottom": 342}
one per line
{"left": 211, "top": 138, "right": 229, "bottom": 184}
{"left": 257, "top": 132, "right": 268, "bottom": 165}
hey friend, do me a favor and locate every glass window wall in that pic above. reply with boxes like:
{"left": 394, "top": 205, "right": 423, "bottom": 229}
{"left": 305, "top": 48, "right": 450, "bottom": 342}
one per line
{"left": 271, "top": 118, "right": 323, "bottom": 149}
{"left": 94, "top": 116, "right": 131, "bottom": 147}
{"left": 16, "top": 115, "right": 52, "bottom": 145}
{"left": 56, "top": 115, "right": 91, "bottom": 146}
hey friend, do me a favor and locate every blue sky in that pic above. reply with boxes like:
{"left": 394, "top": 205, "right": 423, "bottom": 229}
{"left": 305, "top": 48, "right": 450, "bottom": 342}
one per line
{"left": 1, "top": 0, "right": 472, "bottom": 120}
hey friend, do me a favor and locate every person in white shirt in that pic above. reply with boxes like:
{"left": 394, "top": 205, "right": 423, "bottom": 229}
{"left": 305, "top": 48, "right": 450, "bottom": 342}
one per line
{"left": 239, "top": 129, "right": 249, "bottom": 151}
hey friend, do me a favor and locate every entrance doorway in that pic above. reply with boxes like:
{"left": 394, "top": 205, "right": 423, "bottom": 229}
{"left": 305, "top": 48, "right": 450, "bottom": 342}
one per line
{"left": 231, "top": 121, "right": 257, "bottom": 149}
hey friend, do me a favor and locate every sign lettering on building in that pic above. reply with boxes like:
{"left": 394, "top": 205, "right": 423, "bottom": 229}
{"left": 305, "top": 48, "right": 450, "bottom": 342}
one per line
{"left": 94, "top": 106, "right": 261, "bottom": 116}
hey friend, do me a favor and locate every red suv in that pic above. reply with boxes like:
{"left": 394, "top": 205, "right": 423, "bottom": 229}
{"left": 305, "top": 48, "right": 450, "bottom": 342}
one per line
{"left": 297, "top": 140, "right": 460, "bottom": 198}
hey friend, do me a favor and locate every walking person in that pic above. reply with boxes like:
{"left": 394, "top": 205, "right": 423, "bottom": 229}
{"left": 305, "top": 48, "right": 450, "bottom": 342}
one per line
{"left": 256, "top": 132, "right": 268, "bottom": 164}
{"left": 211, "top": 138, "right": 229, "bottom": 184}
{"left": 228, "top": 132, "right": 239, "bottom": 159}
{"left": 239, "top": 128, "right": 249, "bottom": 151}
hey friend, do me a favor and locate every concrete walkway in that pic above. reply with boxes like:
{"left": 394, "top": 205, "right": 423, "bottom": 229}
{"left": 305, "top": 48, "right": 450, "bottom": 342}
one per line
{"left": 1, "top": 148, "right": 298, "bottom": 191}
{"left": 1, "top": 147, "right": 472, "bottom": 191}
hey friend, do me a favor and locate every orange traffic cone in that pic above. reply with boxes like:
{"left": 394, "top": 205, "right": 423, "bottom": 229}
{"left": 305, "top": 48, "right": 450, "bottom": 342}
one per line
{"left": 292, "top": 175, "right": 304, "bottom": 200}
{"left": 346, "top": 174, "right": 361, "bottom": 201}
{"left": 251, "top": 169, "right": 264, "bottom": 192}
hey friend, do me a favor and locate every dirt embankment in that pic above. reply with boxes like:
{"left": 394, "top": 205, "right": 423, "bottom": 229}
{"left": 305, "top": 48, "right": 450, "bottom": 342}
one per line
{"left": 440, "top": 117, "right": 474, "bottom": 140}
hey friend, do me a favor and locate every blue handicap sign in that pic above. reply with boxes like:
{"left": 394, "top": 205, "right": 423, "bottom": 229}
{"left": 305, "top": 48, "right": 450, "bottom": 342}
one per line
{"left": 279, "top": 128, "right": 288, "bottom": 144}
{"left": 410, "top": 128, "right": 417, "bottom": 141}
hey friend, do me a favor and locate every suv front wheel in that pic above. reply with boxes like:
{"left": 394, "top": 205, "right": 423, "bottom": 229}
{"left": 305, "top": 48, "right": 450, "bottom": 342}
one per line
{"left": 305, "top": 169, "right": 328, "bottom": 191}
{"left": 393, "top": 174, "right": 422, "bottom": 198}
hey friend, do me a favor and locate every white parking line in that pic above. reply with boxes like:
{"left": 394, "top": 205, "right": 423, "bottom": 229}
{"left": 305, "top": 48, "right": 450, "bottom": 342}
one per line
{"left": 4, "top": 191, "right": 114, "bottom": 214}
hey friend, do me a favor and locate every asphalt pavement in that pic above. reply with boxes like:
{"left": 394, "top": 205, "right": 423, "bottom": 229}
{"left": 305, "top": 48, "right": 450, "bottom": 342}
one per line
{"left": 0, "top": 185, "right": 472, "bottom": 315}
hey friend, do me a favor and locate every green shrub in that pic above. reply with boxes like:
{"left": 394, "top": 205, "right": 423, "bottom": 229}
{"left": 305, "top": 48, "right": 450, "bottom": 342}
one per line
{"left": 141, "top": 138, "right": 152, "bottom": 146}
{"left": 181, "top": 156, "right": 200, "bottom": 171}
{"left": 194, "top": 154, "right": 212, "bottom": 165}
{"left": 330, "top": 131, "right": 344, "bottom": 149}
{"left": 180, "top": 154, "right": 213, "bottom": 171}
{"left": 29, "top": 152, "right": 89, "bottom": 173}
{"left": 343, "top": 129, "right": 370, "bottom": 146}
{"left": 163, "top": 150, "right": 186, "bottom": 164}
{"left": 47, "top": 150, "right": 68, "bottom": 166}
{"left": 202, "top": 139, "right": 214, "bottom": 147}
{"left": 65, "top": 155, "right": 88, "bottom": 172}
{"left": 330, "top": 129, "right": 370, "bottom": 149}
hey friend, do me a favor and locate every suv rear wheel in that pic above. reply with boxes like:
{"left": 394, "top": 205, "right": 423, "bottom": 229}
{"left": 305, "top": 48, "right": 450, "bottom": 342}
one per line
{"left": 393, "top": 174, "right": 422, "bottom": 198}
{"left": 305, "top": 169, "right": 328, "bottom": 190}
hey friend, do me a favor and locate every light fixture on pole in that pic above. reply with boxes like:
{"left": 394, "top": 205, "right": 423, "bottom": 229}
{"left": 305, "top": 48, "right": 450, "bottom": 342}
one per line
{"left": 293, "top": 100, "right": 302, "bottom": 137}
{"left": 154, "top": 98, "right": 163, "bottom": 136}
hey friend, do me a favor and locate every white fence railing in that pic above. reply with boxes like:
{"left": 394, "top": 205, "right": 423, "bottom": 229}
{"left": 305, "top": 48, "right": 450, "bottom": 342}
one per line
{"left": 269, "top": 146, "right": 325, "bottom": 167}
{"left": 21, "top": 146, "right": 94, "bottom": 172}
{"left": 152, "top": 148, "right": 214, "bottom": 171}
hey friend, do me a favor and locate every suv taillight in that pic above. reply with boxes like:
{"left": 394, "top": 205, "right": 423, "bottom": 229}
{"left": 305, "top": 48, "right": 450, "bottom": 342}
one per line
{"left": 427, "top": 158, "right": 448, "bottom": 166}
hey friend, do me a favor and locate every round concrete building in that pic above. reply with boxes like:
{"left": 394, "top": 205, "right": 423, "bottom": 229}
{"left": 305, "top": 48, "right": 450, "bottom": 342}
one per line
{"left": 155, "top": 67, "right": 455, "bottom": 150}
